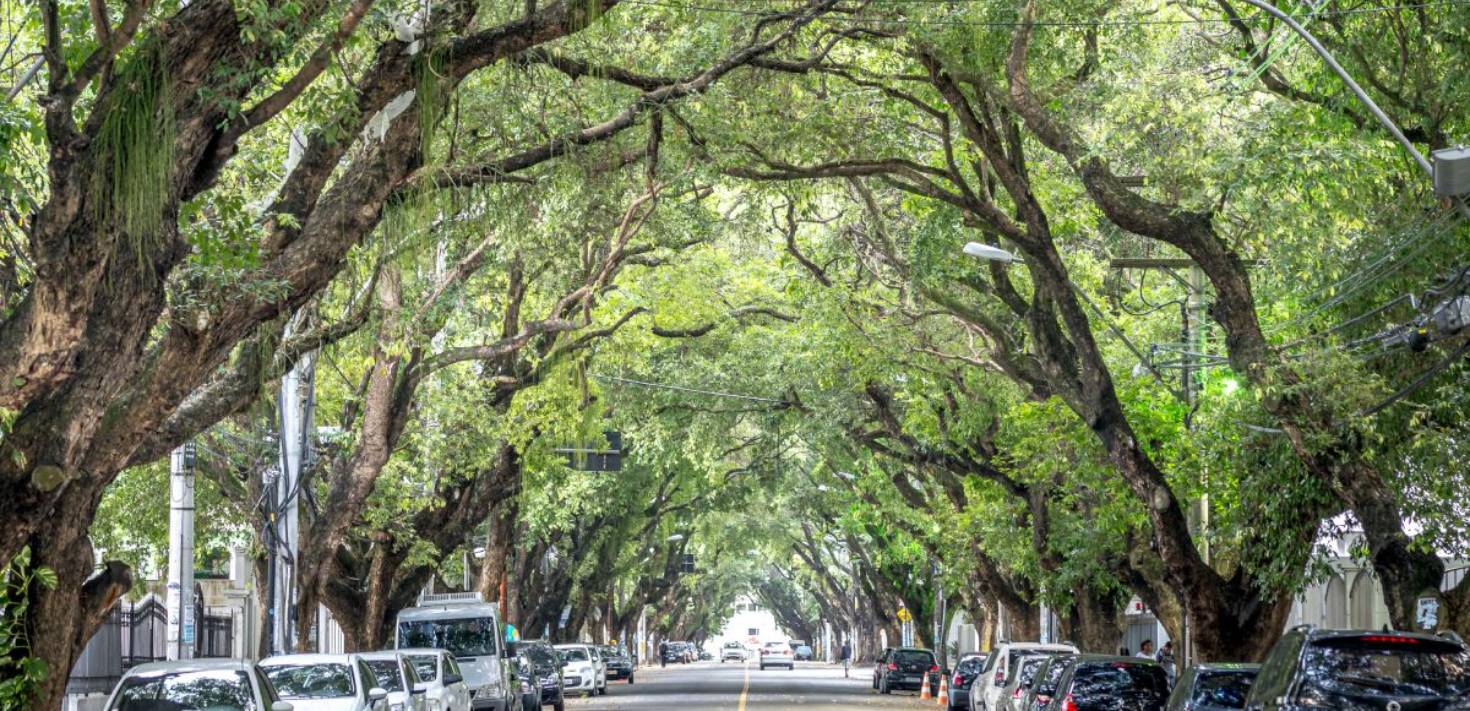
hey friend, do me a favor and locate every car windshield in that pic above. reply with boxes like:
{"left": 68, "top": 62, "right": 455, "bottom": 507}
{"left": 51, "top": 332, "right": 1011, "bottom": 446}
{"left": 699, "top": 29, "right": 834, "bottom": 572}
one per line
{"left": 398, "top": 617, "right": 498, "bottom": 658}
{"left": 1303, "top": 636, "right": 1470, "bottom": 698}
{"left": 521, "top": 645, "right": 558, "bottom": 666}
{"left": 894, "top": 650, "right": 935, "bottom": 665}
{"left": 1192, "top": 671, "right": 1255, "bottom": 707}
{"left": 262, "top": 663, "right": 355, "bottom": 699}
{"left": 364, "top": 660, "right": 404, "bottom": 691}
{"left": 957, "top": 657, "right": 985, "bottom": 674}
{"left": 1070, "top": 662, "right": 1168, "bottom": 703}
{"left": 559, "top": 648, "right": 589, "bottom": 662}
{"left": 407, "top": 656, "right": 438, "bottom": 682}
{"left": 110, "top": 669, "right": 254, "bottom": 711}
{"left": 600, "top": 647, "right": 622, "bottom": 658}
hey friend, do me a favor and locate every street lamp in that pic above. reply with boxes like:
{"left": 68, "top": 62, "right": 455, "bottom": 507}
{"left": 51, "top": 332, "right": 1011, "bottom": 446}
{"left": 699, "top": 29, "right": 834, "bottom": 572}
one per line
{"left": 961, "top": 243, "right": 1184, "bottom": 400}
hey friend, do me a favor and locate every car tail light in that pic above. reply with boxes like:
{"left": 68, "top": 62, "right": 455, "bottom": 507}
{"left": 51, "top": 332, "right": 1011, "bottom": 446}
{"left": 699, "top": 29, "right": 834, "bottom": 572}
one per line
{"left": 1062, "top": 693, "right": 1078, "bottom": 711}
{"left": 1360, "top": 635, "right": 1420, "bottom": 645}
{"left": 929, "top": 664, "right": 939, "bottom": 673}
{"left": 887, "top": 662, "right": 898, "bottom": 671}
{"left": 952, "top": 672, "right": 964, "bottom": 686}
{"left": 995, "top": 668, "right": 1006, "bottom": 685}
{"left": 1014, "top": 686, "right": 1024, "bottom": 698}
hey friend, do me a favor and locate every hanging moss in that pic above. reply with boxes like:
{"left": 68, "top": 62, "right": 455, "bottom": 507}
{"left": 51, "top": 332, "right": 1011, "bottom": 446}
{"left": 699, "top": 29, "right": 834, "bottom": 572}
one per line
{"left": 416, "top": 51, "right": 450, "bottom": 164}
{"left": 92, "top": 40, "right": 176, "bottom": 271}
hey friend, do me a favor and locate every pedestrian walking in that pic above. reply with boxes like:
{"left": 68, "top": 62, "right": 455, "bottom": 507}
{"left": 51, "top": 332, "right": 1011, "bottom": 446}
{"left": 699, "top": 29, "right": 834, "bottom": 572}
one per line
{"left": 1155, "top": 640, "right": 1176, "bottom": 686}
{"left": 839, "top": 641, "right": 852, "bottom": 678}
{"left": 659, "top": 640, "right": 668, "bottom": 668}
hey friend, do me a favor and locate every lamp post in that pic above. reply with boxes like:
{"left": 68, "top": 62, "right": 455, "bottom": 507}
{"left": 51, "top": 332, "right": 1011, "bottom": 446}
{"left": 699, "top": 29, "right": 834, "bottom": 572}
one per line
{"left": 962, "top": 242, "right": 1183, "bottom": 400}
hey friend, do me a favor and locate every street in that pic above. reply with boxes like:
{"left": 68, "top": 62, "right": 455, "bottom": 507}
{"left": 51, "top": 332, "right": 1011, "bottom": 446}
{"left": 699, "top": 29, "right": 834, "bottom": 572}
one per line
{"left": 567, "top": 661, "right": 931, "bottom": 710}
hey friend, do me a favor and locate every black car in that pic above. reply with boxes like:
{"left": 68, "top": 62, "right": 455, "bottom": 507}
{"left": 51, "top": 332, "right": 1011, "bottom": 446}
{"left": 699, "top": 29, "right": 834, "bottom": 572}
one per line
{"left": 598, "top": 645, "right": 635, "bottom": 684}
{"left": 1021, "top": 654, "right": 1076, "bottom": 711}
{"left": 513, "top": 639, "right": 565, "bottom": 711}
{"left": 874, "top": 647, "right": 941, "bottom": 694}
{"left": 1044, "top": 655, "right": 1170, "bottom": 711}
{"left": 948, "top": 653, "right": 988, "bottom": 711}
{"left": 1166, "top": 664, "right": 1258, "bottom": 711}
{"left": 1243, "top": 627, "right": 1470, "bottom": 710}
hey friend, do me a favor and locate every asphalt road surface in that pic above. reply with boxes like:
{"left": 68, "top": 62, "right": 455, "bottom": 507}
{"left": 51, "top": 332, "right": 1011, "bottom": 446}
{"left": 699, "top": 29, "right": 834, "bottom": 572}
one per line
{"left": 565, "top": 660, "right": 942, "bottom": 710}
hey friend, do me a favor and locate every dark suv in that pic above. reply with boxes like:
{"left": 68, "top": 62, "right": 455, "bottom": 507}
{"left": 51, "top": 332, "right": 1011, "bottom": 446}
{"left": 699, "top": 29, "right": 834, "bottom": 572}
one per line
{"left": 513, "top": 639, "right": 565, "bottom": 711}
{"left": 1044, "top": 655, "right": 1170, "bottom": 711}
{"left": 598, "top": 645, "right": 634, "bottom": 684}
{"left": 1166, "top": 663, "right": 1258, "bottom": 711}
{"left": 874, "top": 647, "right": 941, "bottom": 694}
{"left": 1244, "top": 627, "right": 1470, "bottom": 710}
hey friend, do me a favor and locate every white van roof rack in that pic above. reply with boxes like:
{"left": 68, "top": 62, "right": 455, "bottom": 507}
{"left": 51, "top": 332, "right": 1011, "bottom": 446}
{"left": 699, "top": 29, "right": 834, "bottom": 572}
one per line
{"left": 418, "top": 591, "right": 486, "bottom": 605}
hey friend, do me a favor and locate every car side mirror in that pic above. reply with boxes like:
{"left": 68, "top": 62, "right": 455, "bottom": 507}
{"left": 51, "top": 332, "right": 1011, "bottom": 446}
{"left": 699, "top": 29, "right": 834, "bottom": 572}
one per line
{"left": 367, "top": 687, "right": 389, "bottom": 702}
{"left": 410, "top": 683, "right": 427, "bottom": 695}
{"left": 270, "top": 703, "right": 294, "bottom": 711}
{"left": 444, "top": 673, "right": 463, "bottom": 685}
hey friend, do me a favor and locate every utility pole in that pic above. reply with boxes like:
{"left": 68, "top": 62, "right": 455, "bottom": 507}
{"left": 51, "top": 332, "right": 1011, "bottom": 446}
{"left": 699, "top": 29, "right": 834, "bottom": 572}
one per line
{"left": 272, "top": 344, "right": 316, "bottom": 653}
{"left": 166, "top": 443, "right": 196, "bottom": 660}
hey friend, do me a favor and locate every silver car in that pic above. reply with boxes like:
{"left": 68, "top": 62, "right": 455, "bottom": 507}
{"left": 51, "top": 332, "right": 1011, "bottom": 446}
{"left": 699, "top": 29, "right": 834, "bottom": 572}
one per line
{"left": 360, "top": 651, "right": 428, "bottom": 711}
{"left": 401, "top": 648, "right": 473, "bottom": 711}
{"left": 261, "top": 653, "right": 390, "bottom": 711}
{"left": 105, "top": 659, "right": 293, "bottom": 711}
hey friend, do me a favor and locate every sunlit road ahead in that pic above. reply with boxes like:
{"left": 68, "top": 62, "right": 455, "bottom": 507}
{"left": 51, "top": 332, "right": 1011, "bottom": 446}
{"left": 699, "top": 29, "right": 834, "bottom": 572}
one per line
{"left": 567, "top": 660, "right": 934, "bottom": 710}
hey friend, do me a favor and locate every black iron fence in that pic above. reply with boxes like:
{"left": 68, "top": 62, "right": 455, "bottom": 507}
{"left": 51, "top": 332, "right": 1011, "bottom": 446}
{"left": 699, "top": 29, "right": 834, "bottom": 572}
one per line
{"left": 66, "top": 596, "right": 237, "bottom": 697}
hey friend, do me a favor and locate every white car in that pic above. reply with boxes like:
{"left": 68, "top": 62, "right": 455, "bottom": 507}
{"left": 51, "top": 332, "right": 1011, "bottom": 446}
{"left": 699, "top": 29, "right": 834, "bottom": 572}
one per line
{"left": 586, "top": 645, "right": 608, "bottom": 695}
{"left": 261, "top": 653, "right": 390, "bottom": 711}
{"left": 973, "top": 642, "right": 1078, "bottom": 711}
{"left": 553, "top": 644, "right": 605, "bottom": 697}
{"left": 720, "top": 642, "right": 746, "bottom": 662}
{"left": 360, "top": 651, "right": 428, "bottom": 711}
{"left": 758, "top": 641, "right": 794, "bottom": 670}
{"left": 105, "top": 658, "right": 294, "bottom": 711}
{"left": 401, "top": 648, "right": 473, "bottom": 711}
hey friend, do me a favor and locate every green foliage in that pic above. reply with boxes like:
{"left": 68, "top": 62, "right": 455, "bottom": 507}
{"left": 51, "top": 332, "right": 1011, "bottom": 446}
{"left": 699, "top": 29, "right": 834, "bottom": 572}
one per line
{"left": 92, "top": 39, "right": 176, "bottom": 266}
{"left": 0, "top": 548, "right": 56, "bottom": 708}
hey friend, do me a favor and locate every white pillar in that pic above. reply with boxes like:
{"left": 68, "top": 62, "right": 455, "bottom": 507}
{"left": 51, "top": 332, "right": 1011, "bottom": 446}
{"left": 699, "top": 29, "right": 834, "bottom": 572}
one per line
{"left": 166, "top": 444, "right": 196, "bottom": 660}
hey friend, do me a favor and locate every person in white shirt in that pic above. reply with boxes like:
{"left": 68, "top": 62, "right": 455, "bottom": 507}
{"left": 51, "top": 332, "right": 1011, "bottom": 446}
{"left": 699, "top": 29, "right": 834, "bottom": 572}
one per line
{"left": 1136, "top": 639, "right": 1154, "bottom": 659}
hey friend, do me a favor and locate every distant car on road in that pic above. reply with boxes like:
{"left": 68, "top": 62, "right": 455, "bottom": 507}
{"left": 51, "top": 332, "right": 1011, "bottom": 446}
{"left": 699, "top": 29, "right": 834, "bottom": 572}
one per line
{"left": 1164, "top": 663, "right": 1257, "bottom": 711}
{"left": 947, "top": 653, "right": 988, "bottom": 711}
{"left": 553, "top": 644, "right": 605, "bottom": 697}
{"left": 873, "top": 647, "right": 940, "bottom": 695}
{"left": 759, "top": 641, "right": 795, "bottom": 670}
{"left": 721, "top": 641, "right": 747, "bottom": 662}
{"left": 260, "top": 653, "right": 389, "bottom": 711}
{"left": 597, "top": 645, "right": 634, "bottom": 684}
{"left": 105, "top": 659, "right": 294, "bottom": 711}
{"left": 793, "top": 645, "right": 814, "bottom": 661}
{"left": 1041, "top": 655, "right": 1169, "bottom": 711}
{"left": 1243, "top": 627, "right": 1470, "bottom": 710}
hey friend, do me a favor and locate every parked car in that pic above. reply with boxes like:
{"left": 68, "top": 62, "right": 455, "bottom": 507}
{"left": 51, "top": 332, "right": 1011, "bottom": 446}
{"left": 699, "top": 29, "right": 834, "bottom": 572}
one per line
{"left": 999, "top": 654, "right": 1053, "bottom": 711}
{"left": 396, "top": 594, "right": 515, "bottom": 711}
{"left": 873, "top": 647, "right": 941, "bottom": 694}
{"left": 401, "top": 648, "right": 473, "bottom": 711}
{"left": 759, "top": 640, "right": 795, "bottom": 670}
{"left": 553, "top": 644, "right": 605, "bottom": 697}
{"left": 1017, "top": 654, "right": 1074, "bottom": 711}
{"left": 1165, "top": 663, "right": 1258, "bottom": 711}
{"left": 597, "top": 645, "right": 634, "bottom": 684}
{"left": 260, "top": 653, "right": 389, "bottom": 711}
{"left": 794, "top": 645, "right": 814, "bottom": 661}
{"left": 662, "top": 641, "right": 692, "bottom": 664}
{"left": 360, "top": 651, "right": 428, "bottom": 711}
{"left": 585, "top": 645, "right": 608, "bottom": 694}
{"left": 1042, "top": 655, "right": 1169, "bottom": 711}
{"left": 105, "top": 659, "right": 293, "bottom": 711}
{"left": 1243, "top": 627, "right": 1470, "bottom": 710}
{"left": 947, "top": 653, "right": 989, "bottom": 711}
{"left": 976, "top": 642, "right": 1079, "bottom": 710}
{"left": 511, "top": 640, "right": 564, "bottom": 711}
{"left": 721, "top": 641, "right": 747, "bottom": 662}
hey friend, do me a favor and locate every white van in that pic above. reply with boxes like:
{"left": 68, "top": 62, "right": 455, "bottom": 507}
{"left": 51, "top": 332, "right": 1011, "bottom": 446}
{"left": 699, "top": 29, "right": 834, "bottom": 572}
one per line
{"left": 395, "top": 592, "right": 514, "bottom": 711}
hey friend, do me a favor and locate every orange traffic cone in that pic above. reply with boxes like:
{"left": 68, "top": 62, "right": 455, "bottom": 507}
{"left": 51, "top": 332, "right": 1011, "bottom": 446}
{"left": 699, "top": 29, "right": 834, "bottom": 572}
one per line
{"left": 936, "top": 675, "right": 949, "bottom": 706}
{"left": 920, "top": 671, "right": 932, "bottom": 700}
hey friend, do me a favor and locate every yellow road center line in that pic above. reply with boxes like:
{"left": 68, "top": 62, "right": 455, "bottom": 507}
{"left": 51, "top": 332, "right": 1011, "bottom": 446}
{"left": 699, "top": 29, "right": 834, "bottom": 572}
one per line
{"left": 737, "top": 658, "right": 751, "bottom": 711}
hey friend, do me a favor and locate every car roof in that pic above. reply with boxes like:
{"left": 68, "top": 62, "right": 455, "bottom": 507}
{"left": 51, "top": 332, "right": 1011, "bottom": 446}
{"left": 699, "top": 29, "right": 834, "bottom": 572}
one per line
{"left": 395, "top": 648, "right": 447, "bottom": 656}
{"left": 127, "top": 659, "right": 254, "bottom": 675}
{"left": 357, "top": 651, "right": 407, "bottom": 661}
{"left": 554, "top": 643, "right": 590, "bottom": 649}
{"left": 1305, "top": 628, "right": 1464, "bottom": 645}
{"left": 1192, "top": 663, "right": 1260, "bottom": 672}
{"left": 892, "top": 647, "right": 934, "bottom": 653}
{"left": 1070, "top": 654, "right": 1162, "bottom": 664}
{"left": 1002, "top": 642, "right": 1078, "bottom": 652}
{"left": 398, "top": 603, "right": 497, "bottom": 621}
{"left": 261, "top": 653, "right": 361, "bottom": 666}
